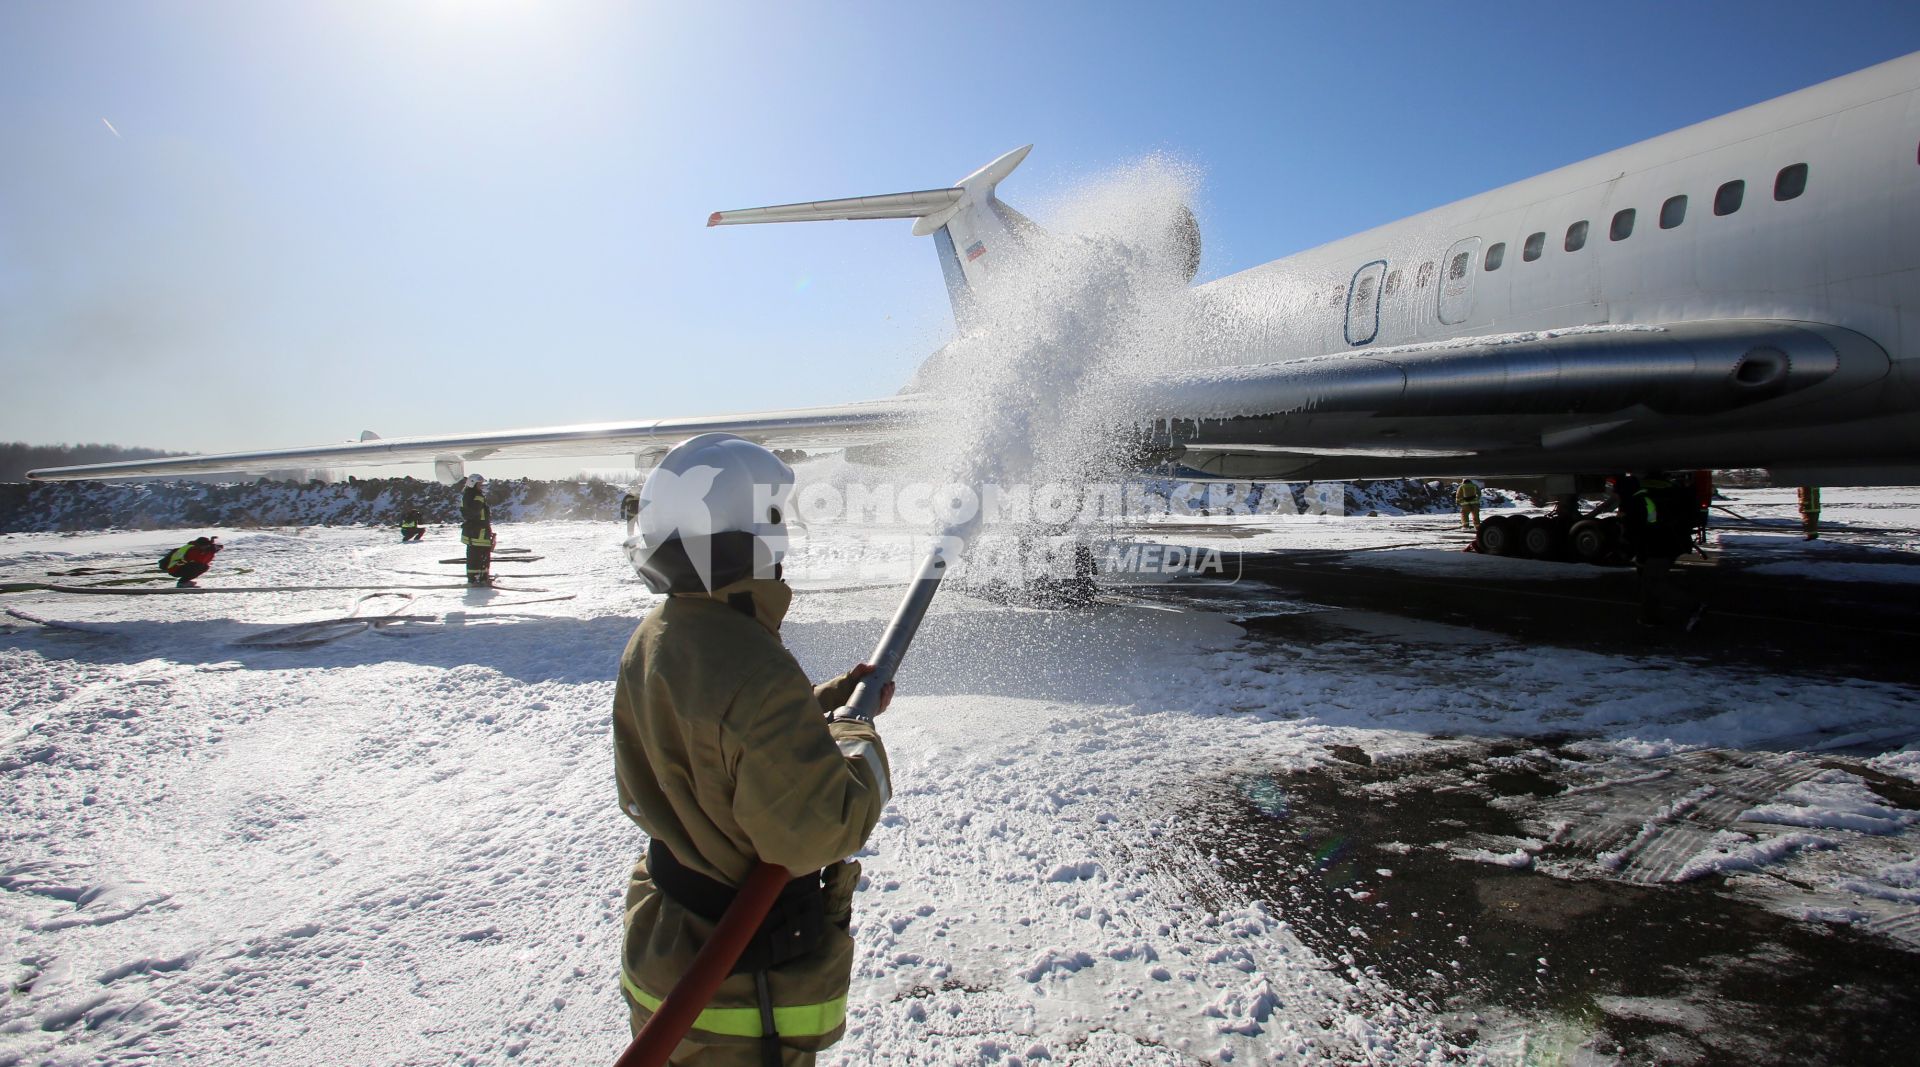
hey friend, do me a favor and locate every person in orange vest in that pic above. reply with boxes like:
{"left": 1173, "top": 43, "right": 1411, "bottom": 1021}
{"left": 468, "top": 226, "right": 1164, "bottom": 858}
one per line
{"left": 159, "top": 536, "right": 222, "bottom": 588}
{"left": 1692, "top": 470, "right": 1715, "bottom": 547}
{"left": 1798, "top": 485, "right": 1821, "bottom": 540}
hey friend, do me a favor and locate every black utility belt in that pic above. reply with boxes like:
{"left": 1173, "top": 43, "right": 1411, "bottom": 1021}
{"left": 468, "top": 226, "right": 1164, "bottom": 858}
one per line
{"left": 646, "top": 839, "right": 827, "bottom": 975}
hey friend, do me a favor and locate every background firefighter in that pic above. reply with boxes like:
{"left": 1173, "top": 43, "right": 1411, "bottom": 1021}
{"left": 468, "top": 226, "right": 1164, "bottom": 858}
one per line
{"left": 400, "top": 508, "right": 424, "bottom": 542}
{"left": 1622, "top": 471, "right": 1705, "bottom": 628}
{"left": 614, "top": 433, "right": 894, "bottom": 1067}
{"left": 1799, "top": 485, "right": 1822, "bottom": 540}
{"left": 1455, "top": 479, "right": 1482, "bottom": 530}
{"left": 460, "top": 475, "right": 493, "bottom": 585}
{"left": 159, "top": 536, "right": 221, "bottom": 588}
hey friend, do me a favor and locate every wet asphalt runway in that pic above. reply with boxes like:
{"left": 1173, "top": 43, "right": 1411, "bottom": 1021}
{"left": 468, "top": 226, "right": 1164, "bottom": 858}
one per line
{"left": 1199, "top": 525, "right": 1920, "bottom": 687}
{"left": 1143, "top": 521, "right": 1920, "bottom": 1065}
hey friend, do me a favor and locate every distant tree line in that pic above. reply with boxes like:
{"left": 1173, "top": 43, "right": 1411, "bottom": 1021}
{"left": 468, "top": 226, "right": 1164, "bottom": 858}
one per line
{"left": 0, "top": 442, "right": 188, "bottom": 483}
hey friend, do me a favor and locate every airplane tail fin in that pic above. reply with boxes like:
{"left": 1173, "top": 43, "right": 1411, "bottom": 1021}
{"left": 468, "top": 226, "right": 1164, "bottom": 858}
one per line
{"left": 708, "top": 145, "right": 1038, "bottom": 326}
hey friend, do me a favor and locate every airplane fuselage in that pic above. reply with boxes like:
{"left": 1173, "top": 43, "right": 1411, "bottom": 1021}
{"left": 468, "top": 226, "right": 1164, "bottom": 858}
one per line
{"left": 1168, "top": 52, "right": 1920, "bottom": 485}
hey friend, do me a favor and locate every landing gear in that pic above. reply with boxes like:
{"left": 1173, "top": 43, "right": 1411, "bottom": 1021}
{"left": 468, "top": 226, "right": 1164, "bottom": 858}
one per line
{"left": 1521, "top": 516, "right": 1568, "bottom": 560}
{"left": 1478, "top": 513, "right": 1624, "bottom": 564}
{"left": 1475, "top": 515, "right": 1522, "bottom": 556}
{"left": 1569, "top": 519, "right": 1618, "bottom": 564}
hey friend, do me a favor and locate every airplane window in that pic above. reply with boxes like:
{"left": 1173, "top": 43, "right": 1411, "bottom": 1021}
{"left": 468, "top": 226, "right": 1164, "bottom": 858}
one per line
{"left": 1448, "top": 251, "right": 1470, "bottom": 281}
{"left": 1775, "top": 163, "right": 1808, "bottom": 201}
{"left": 1610, "top": 208, "right": 1636, "bottom": 241}
{"left": 1660, "top": 195, "right": 1687, "bottom": 229}
{"left": 1523, "top": 232, "right": 1545, "bottom": 261}
{"left": 1416, "top": 261, "right": 1434, "bottom": 288}
{"left": 1384, "top": 269, "right": 1402, "bottom": 296}
{"left": 1483, "top": 243, "right": 1505, "bottom": 271}
{"left": 1565, "top": 220, "right": 1589, "bottom": 251}
{"left": 1715, "top": 179, "right": 1744, "bottom": 216}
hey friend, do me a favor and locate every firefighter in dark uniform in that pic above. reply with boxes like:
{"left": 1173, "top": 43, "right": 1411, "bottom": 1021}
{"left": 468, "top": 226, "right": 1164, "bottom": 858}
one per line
{"left": 622, "top": 490, "right": 641, "bottom": 538}
{"left": 1622, "top": 471, "right": 1704, "bottom": 628}
{"left": 461, "top": 475, "right": 494, "bottom": 585}
{"left": 400, "top": 508, "right": 425, "bottom": 542}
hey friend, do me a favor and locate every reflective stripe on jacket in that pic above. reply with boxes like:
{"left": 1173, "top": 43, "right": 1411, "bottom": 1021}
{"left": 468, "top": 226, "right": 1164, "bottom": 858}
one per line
{"left": 620, "top": 971, "right": 846, "bottom": 1039}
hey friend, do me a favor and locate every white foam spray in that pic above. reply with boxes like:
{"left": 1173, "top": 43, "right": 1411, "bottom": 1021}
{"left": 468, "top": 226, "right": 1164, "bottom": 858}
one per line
{"left": 903, "top": 155, "right": 1208, "bottom": 543}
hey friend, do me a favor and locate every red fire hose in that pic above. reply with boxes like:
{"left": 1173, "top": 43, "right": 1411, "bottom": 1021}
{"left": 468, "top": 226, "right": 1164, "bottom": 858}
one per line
{"left": 614, "top": 861, "right": 791, "bottom": 1067}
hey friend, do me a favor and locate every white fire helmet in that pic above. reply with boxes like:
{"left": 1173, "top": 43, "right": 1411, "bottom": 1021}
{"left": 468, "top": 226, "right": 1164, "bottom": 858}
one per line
{"left": 629, "top": 433, "right": 795, "bottom": 592}
{"left": 467, "top": 473, "right": 485, "bottom": 486}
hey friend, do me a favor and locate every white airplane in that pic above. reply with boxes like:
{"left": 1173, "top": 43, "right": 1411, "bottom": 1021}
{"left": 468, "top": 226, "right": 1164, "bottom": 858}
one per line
{"left": 31, "top": 51, "right": 1920, "bottom": 558}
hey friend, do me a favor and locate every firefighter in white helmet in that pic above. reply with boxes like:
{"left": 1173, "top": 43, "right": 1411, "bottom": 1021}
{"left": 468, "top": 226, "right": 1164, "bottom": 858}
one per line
{"left": 614, "top": 433, "right": 893, "bottom": 1066}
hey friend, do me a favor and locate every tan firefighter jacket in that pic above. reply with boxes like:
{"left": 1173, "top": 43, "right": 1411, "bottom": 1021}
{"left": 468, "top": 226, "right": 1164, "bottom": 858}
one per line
{"left": 614, "top": 576, "right": 891, "bottom": 1051}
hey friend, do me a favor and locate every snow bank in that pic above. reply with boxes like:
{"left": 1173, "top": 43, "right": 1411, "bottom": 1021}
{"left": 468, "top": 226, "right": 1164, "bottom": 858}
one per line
{"left": 0, "top": 476, "right": 629, "bottom": 533}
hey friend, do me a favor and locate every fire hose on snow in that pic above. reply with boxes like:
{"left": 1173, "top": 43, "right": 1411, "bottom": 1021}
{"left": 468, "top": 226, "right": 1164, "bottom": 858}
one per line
{"left": 613, "top": 541, "right": 953, "bottom": 1067}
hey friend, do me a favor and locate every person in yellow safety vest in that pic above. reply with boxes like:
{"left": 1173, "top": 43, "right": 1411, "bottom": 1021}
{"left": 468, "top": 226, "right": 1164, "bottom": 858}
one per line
{"left": 159, "top": 536, "right": 221, "bottom": 588}
{"left": 400, "top": 508, "right": 424, "bottom": 543}
{"left": 615, "top": 433, "right": 893, "bottom": 1067}
{"left": 1455, "top": 479, "right": 1482, "bottom": 530}
{"left": 460, "top": 474, "right": 493, "bottom": 585}
{"left": 1798, "top": 485, "right": 1822, "bottom": 540}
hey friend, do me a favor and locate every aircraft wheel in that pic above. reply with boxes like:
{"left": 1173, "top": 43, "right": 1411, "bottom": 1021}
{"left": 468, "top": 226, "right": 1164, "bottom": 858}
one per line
{"left": 1569, "top": 519, "right": 1614, "bottom": 564}
{"left": 1477, "top": 515, "right": 1521, "bottom": 556}
{"left": 1523, "top": 517, "right": 1567, "bottom": 560}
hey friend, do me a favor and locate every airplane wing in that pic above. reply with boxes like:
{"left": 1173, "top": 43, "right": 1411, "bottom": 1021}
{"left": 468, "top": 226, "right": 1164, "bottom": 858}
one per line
{"left": 26, "top": 395, "right": 931, "bottom": 482}
{"left": 26, "top": 320, "right": 1889, "bottom": 485}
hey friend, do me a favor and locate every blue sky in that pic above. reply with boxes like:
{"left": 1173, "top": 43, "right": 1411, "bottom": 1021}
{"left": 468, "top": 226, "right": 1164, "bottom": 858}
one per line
{"left": 4, "top": 0, "right": 1918, "bottom": 471}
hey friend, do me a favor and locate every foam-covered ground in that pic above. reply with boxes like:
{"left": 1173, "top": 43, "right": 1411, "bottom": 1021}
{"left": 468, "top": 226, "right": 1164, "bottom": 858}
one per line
{"left": 2, "top": 494, "right": 1918, "bottom": 1065}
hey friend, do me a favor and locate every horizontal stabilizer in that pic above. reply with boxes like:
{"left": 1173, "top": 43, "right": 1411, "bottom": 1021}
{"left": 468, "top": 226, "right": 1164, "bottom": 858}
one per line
{"left": 708, "top": 188, "right": 962, "bottom": 227}
{"left": 704, "top": 146, "right": 1036, "bottom": 327}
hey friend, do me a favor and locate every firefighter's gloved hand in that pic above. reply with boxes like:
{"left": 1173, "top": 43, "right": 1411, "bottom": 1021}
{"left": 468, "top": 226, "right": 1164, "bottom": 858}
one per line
{"left": 815, "top": 663, "right": 894, "bottom": 718}
{"left": 822, "top": 859, "right": 861, "bottom": 932}
{"left": 846, "top": 663, "right": 894, "bottom": 716}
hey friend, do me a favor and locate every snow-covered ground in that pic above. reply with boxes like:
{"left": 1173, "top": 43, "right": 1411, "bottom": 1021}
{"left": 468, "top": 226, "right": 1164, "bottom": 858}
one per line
{"left": 3, "top": 492, "right": 1919, "bottom": 1065}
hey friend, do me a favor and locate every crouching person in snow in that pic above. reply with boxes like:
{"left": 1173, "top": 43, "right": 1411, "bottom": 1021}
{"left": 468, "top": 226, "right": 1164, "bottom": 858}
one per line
{"left": 614, "top": 433, "right": 893, "bottom": 1066}
{"left": 160, "top": 536, "right": 221, "bottom": 587}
